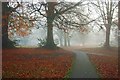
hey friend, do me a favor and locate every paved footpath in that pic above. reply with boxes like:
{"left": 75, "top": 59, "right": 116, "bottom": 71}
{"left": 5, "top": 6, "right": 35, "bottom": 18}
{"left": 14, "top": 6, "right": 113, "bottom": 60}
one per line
{"left": 70, "top": 50, "right": 100, "bottom": 78}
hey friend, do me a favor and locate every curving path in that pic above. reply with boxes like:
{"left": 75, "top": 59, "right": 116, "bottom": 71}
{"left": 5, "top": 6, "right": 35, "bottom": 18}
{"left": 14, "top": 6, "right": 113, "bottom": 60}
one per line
{"left": 70, "top": 50, "right": 100, "bottom": 78}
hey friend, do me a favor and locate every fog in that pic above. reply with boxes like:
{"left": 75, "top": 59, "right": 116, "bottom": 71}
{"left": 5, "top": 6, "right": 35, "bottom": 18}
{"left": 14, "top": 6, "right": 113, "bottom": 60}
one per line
{"left": 11, "top": 25, "right": 118, "bottom": 48}
{"left": 70, "top": 29, "right": 118, "bottom": 47}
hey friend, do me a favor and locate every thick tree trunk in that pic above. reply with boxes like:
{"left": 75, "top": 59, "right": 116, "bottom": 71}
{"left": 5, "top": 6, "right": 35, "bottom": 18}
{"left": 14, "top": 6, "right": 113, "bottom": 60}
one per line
{"left": 2, "top": 25, "right": 8, "bottom": 48}
{"left": 2, "top": 2, "right": 14, "bottom": 48}
{"left": 2, "top": 2, "right": 8, "bottom": 48}
{"left": 104, "top": 25, "right": 111, "bottom": 48}
{"left": 104, "top": 11, "right": 112, "bottom": 48}
{"left": 44, "top": 2, "right": 56, "bottom": 48}
{"left": 45, "top": 21, "right": 56, "bottom": 48}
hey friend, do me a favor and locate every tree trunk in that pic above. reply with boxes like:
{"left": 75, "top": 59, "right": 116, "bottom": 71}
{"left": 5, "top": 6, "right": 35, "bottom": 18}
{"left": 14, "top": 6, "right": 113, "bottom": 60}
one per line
{"left": 68, "top": 36, "right": 70, "bottom": 46}
{"left": 59, "top": 32, "right": 63, "bottom": 46}
{"left": 67, "top": 33, "right": 70, "bottom": 46}
{"left": 2, "top": 2, "right": 9, "bottom": 48}
{"left": 59, "top": 37, "right": 63, "bottom": 46}
{"left": 2, "top": 2, "right": 8, "bottom": 48}
{"left": 45, "top": 21, "right": 56, "bottom": 48}
{"left": 2, "top": 25, "right": 8, "bottom": 48}
{"left": 104, "top": 10, "right": 112, "bottom": 48}
{"left": 119, "top": 1, "right": 120, "bottom": 30}
{"left": 64, "top": 32, "right": 67, "bottom": 47}
{"left": 104, "top": 25, "right": 111, "bottom": 48}
{"left": 2, "top": 2, "right": 14, "bottom": 48}
{"left": 118, "top": 1, "right": 120, "bottom": 47}
{"left": 44, "top": 2, "right": 56, "bottom": 49}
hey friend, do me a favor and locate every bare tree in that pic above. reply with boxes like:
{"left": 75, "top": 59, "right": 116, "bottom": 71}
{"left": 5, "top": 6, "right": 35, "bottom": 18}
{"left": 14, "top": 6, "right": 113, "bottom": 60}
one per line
{"left": 5, "top": 0, "right": 96, "bottom": 48}
{"left": 27, "top": 0, "right": 91, "bottom": 48}
{"left": 91, "top": 0, "right": 118, "bottom": 48}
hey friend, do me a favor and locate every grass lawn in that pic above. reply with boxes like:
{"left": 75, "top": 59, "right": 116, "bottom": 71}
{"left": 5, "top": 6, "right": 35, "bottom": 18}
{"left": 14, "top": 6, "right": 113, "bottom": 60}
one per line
{"left": 80, "top": 47, "right": 118, "bottom": 78}
{"left": 2, "top": 48, "right": 74, "bottom": 78}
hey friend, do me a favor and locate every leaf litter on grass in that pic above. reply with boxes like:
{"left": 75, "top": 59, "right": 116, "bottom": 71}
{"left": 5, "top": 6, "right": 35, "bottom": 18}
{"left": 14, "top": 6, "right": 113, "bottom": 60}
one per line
{"left": 2, "top": 48, "right": 74, "bottom": 78}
